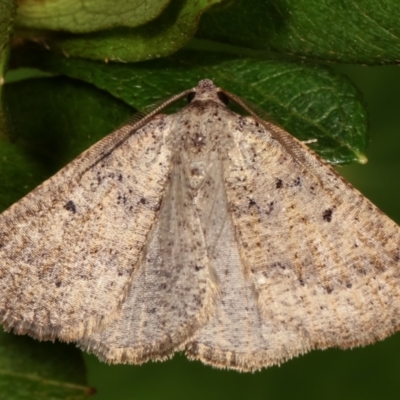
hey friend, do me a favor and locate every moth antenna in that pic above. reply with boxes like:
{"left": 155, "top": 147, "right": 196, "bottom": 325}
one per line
{"left": 117, "top": 93, "right": 188, "bottom": 130}
{"left": 79, "top": 87, "right": 195, "bottom": 177}
{"left": 221, "top": 89, "right": 323, "bottom": 175}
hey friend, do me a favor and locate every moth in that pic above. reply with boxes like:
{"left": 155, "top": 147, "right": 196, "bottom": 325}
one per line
{"left": 0, "top": 79, "right": 399, "bottom": 372}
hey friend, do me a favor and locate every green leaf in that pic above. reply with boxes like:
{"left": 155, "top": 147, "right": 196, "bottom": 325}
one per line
{"left": 0, "top": 0, "right": 17, "bottom": 138}
{"left": 16, "top": 0, "right": 171, "bottom": 33}
{"left": 0, "top": 329, "right": 93, "bottom": 399}
{"left": 1, "top": 75, "right": 133, "bottom": 211}
{"left": 0, "top": 0, "right": 16, "bottom": 80}
{"left": 10, "top": 47, "right": 368, "bottom": 164}
{"left": 16, "top": 0, "right": 221, "bottom": 62}
{"left": 198, "top": 0, "right": 400, "bottom": 64}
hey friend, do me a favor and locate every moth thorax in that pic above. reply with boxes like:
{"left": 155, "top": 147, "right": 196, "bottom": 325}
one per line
{"left": 186, "top": 130, "right": 208, "bottom": 154}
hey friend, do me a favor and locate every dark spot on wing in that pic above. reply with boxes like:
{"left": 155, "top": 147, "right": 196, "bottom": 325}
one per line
{"left": 248, "top": 198, "right": 257, "bottom": 208}
{"left": 265, "top": 201, "right": 274, "bottom": 215}
{"left": 322, "top": 208, "right": 334, "bottom": 222}
{"left": 64, "top": 200, "right": 77, "bottom": 214}
{"left": 276, "top": 178, "right": 283, "bottom": 189}
{"left": 270, "top": 261, "right": 286, "bottom": 270}
{"left": 325, "top": 286, "right": 333, "bottom": 294}
{"left": 359, "top": 268, "right": 366, "bottom": 276}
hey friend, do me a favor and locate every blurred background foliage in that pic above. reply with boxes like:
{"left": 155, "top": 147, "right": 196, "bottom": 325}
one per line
{"left": 1, "top": 0, "right": 400, "bottom": 399}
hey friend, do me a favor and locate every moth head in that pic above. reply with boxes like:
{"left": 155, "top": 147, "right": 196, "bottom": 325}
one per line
{"left": 187, "top": 79, "right": 229, "bottom": 106}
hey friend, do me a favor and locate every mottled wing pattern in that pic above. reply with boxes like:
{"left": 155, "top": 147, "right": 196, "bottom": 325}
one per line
{"left": 79, "top": 149, "right": 218, "bottom": 363}
{"left": 2, "top": 78, "right": 400, "bottom": 372}
{"left": 0, "top": 116, "right": 173, "bottom": 341}
{"left": 185, "top": 114, "right": 400, "bottom": 371}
